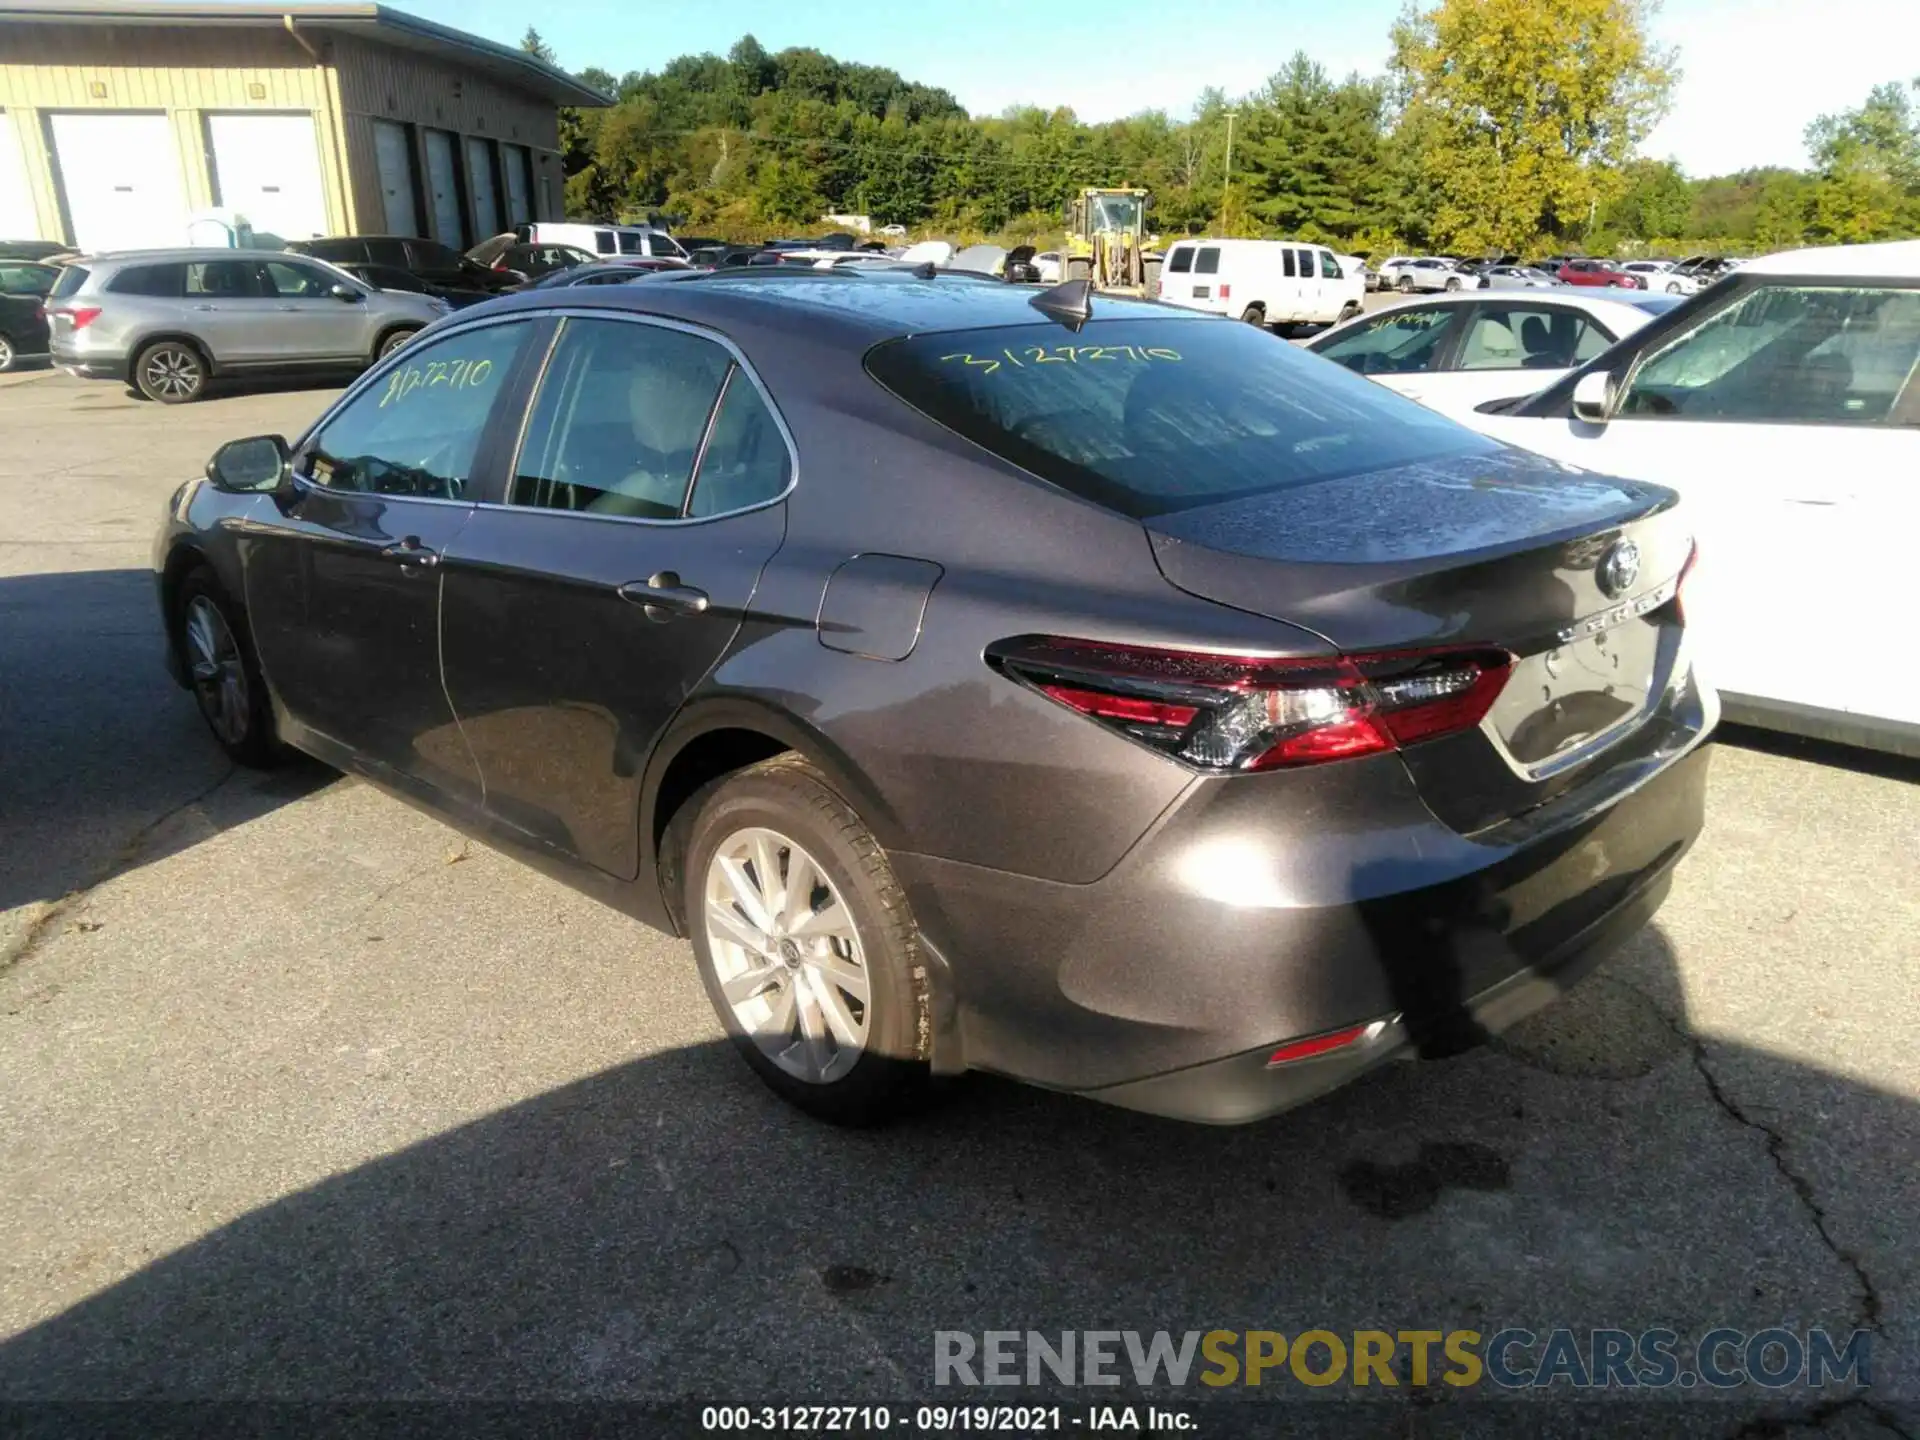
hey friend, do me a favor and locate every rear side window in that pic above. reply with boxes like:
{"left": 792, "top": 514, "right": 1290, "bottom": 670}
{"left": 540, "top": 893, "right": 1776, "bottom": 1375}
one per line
{"left": 509, "top": 317, "right": 733, "bottom": 519}
{"left": 865, "top": 319, "right": 1487, "bottom": 520}
{"left": 0, "top": 263, "right": 53, "bottom": 295}
{"left": 617, "top": 232, "right": 644, "bottom": 255}
{"left": 51, "top": 265, "right": 92, "bottom": 299}
{"left": 1193, "top": 248, "right": 1220, "bottom": 276}
{"left": 1283, "top": 251, "right": 1297, "bottom": 279}
{"left": 687, "top": 373, "right": 792, "bottom": 517}
{"left": 106, "top": 264, "right": 183, "bottom": 297}
{"left": 1167, "top": 247, "right": 1193, "bottom": 275}
{"left": 366, "top": 239, "right": 409, "bottom": 267}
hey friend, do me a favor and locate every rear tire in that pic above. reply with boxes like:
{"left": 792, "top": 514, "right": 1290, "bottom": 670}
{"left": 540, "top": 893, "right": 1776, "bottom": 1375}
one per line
{"left": 1445, "top": 276, "right": 1463, "bottom": 291}
{"left": 1240, "top": 303, "right": 1267, "bottom": 328}
{"left": 683, "top": 755, "right": 937, "bottom": 1126}
{"left": 0, "top": 333, "right": 15, "bottom": 372}
{"left": 134, "top": 340, "right": 207, "bottom": 404}
{"left": 173, "top": 566, "right": 283, "bottom": 767}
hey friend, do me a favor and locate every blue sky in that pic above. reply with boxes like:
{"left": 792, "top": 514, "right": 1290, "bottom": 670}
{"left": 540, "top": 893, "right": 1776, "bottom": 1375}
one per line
{"left": 396, "top": 0, "right": 1920, "bottom": 177}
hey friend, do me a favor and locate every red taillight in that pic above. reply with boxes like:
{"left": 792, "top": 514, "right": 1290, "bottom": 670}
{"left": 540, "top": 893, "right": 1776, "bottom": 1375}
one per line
{"left": 53, "top": 304, "right": 102, "bottom": 329}
{"left": 1268, "top": 1024, "right": 1370, "bottom": 1066}
{"left": 988, "top": 636, "right": 1513, "bottom": 771}
{"left": 1218, "top": 283, "right": 1231, "bottom": 300}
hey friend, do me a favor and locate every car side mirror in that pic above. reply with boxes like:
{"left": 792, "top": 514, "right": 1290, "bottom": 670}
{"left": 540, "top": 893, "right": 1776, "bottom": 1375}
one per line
{"left": 1571, "top": 370, "right": 1614, "bottom": 425}
{"left": 330, "top": 283, "right": 363, "bottom": 302}
{"left": 207, "top": 434, "right": 291, "bottom": 495}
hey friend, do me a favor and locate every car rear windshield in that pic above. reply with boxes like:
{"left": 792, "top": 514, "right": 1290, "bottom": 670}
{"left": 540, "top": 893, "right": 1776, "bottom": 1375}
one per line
{"left": 49, "top": 266, "right": 91, "bottom": 299}
{"left": 864, "top": 318, "right": 1495, "bottom": 519}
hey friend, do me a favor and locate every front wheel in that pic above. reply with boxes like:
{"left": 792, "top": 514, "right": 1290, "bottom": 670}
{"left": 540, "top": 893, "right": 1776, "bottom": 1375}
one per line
{"left": 174, "top": 567, "right": 283, "bottom": 766}
{"left": 0, "top": 333, "right": 15, "bottom": 372}
{"left": 376, "top": 327, "right": 420, "bottom": 360}
{"left": 1396, "top": 276, "right": 1414, "bottom": 294}
{"left": 1666, "top": 281, "right": 1683, "bottom": 293}
{"left": 684, "top": 756, "right": 937, "bottom": 1125}
{"left": 134, "top": 340, "right": 207, "bottom": 403}
{"left": 1444, "top": 276, "right": 1463, "bottom": 291}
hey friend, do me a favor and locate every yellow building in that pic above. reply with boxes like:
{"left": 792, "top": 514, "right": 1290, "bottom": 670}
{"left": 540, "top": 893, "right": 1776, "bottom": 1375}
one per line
{"left": 0, "top": 1, "right": 608, "bottom": 251}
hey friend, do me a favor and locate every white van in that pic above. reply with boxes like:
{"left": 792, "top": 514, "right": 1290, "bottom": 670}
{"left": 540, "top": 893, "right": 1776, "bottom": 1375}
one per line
{"left": 1155, "top": 239, "right": 1364, "bottom": 328}
{"left": 515, "top": 222, "right": 686, "bottom": 260}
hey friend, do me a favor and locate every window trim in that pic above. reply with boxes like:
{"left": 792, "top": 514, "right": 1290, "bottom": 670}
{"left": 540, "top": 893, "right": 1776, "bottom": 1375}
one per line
{"left": 485, "top": 307, "right": 800, "bottom": 528}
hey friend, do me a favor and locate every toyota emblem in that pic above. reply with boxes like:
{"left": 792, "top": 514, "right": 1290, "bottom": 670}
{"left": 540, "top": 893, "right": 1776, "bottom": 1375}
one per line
{"left": 1597, "top": 539, "right": 1641, "bottom": 599}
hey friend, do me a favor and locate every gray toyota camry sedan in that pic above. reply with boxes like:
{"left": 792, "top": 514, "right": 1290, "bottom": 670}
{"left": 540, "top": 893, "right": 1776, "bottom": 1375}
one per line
{"left": 152, "top": 271, "right": 1715, "bottom": 1125}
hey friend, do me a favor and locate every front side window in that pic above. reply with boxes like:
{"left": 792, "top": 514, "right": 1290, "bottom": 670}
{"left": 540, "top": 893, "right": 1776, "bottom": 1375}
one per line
{"left": 865, "top": 318, "right": 1487, "bottom": 520}
{"left": 1457, "top": 306, "right": 1609, "bottom": 371}
{"left": 261, "top": 261, "right": 335, "bottom": 298}
{"left": 1315, "top": 306, "right": 1456, "bottom": 375}
{"left": 1319, "top": 251, "right": 1341, "bottom": 279}
{"left": 1620, "top": 284, "right": 1920, "bottom": 425}
{"left": 300, "top": 321, "right": 530, "bottom": 498}
{"left": 509, "top": 318, "right": 733, "bottom": 518}
{"left": 1167, "top": 247, "right": 1194, "bottom": 274}
{"left": 1194, "top": 248, "right": 1220, "bottom": 276}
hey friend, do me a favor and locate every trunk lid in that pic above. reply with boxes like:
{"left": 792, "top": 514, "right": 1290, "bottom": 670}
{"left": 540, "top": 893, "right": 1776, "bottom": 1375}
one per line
{"left": 1146, "top": 448, "right": 1694, "bottom": 833}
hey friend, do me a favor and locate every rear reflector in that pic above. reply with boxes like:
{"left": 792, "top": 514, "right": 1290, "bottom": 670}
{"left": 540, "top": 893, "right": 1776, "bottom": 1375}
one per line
{"left": 988, "top": 636, "right": 1513, "bottom": 772}
{"left": 1268, "top": 1025, "right": 1370, "bottom": 1066}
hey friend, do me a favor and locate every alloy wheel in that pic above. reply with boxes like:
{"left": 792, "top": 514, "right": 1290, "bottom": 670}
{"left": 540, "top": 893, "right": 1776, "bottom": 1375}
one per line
{"left": 0, "top": 334, "right": 14, "bottom": 372}
{"left": 703, "top": 825, "right": 870, "bottom": 1085}
{"left": 183, "top": 595, "right": 250, "bottom": 746}
{"left": 143, "top": 345, "right": 201, "bottom": 400}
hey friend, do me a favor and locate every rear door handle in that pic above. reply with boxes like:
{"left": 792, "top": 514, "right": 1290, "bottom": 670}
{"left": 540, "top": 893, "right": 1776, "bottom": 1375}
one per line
{"left": 380, "top": 535, "right": 440, "bottom": 570}
{"left": 618, "top": 571, "right": 709, "bottom": 621}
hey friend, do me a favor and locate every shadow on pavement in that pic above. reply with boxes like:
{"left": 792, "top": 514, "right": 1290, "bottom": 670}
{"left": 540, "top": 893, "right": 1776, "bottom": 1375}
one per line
{"left": 0, "top": 568, "right": 329, "bottom": 919}
{"left": 0, "top": 921, "right": 1910, "bottom": 1437}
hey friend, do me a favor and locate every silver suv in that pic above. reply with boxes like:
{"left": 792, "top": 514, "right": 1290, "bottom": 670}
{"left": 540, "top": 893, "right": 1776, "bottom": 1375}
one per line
{"left": 46, "top": 248, "right": 448, "bottom": 403}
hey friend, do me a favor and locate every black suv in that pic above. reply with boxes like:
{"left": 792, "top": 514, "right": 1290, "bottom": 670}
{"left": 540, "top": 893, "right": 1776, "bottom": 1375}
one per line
{"left": 286, "top": 236, "right": 517, "bottom": 297}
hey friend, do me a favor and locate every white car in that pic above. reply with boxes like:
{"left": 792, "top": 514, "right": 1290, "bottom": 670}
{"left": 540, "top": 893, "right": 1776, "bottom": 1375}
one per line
{"left": 1461, "top": 239, "right": 1920, "bottom": 755}
{"left": 1304, "top": 289, "right": 1682, "bottom": 420}
{"left": 1032, "top": 251, "right": 1064, "bottom": 283}
{"left": 1621, "top": 260, "right": 1700, "bottom": 296}
{"left": 1391, "top": 256, "right": 1481, "bottom": 293}
{"left": 1156, "top": 237, "right": 1363, "bottom": 328}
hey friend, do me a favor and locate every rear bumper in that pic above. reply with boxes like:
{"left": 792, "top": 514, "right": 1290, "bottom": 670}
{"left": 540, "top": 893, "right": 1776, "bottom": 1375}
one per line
{"left": 893, "top": 678, "right": 1714, "bottom": 1123}
{"left": 52, "top": 346, "right": 127, "bottom": 381}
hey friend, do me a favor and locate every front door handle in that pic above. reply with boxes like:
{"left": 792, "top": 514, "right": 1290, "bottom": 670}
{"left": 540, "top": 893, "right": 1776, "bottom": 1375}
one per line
{"left": 380, "top": 535, "right": 440, "bottom": 571}
{"left": 618, "top": 571, "right": 709, "bottom": 621}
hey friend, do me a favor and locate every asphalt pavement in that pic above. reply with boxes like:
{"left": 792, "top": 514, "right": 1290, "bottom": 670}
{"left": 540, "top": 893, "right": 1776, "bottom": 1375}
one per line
{"left": 0, "top": 367, "right": 1915, "bottom": 1437}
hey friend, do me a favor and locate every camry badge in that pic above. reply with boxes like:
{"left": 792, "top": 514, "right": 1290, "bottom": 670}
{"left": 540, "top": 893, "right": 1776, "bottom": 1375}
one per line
{"left": 1598, "top": 539, "right": 1641, "bottom": 599}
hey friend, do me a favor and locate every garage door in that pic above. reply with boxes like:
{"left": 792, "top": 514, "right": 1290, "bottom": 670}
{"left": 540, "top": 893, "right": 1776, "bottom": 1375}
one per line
{"left": 422, "top": 128, "right": 462, "bottom": 246}
{"left": 465, "top": 135, "right": 500, "bottom": 238}
{"left": 206, "top": 113, "right": 326, "bottom": 242}
{"left": 500, "top": 143, "right": 531, "bottom": 227}
{"left": 0, "top": 111, "right": 39, "bottom": 238}
{"left": 49, "top": 112, "right": 189, "bottom": 251}
{"left": 372, "top": 119, "right": 418, "bottom": 234}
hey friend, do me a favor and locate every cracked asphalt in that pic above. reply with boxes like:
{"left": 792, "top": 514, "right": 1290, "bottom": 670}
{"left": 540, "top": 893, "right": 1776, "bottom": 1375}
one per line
{"left": 1, "top": 368, "right": 1916, "bottom": 1438}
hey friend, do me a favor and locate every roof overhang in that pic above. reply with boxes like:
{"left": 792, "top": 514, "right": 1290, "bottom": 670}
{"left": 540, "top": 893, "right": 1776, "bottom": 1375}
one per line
{"left": 0, "top": 1, "right": 613, "bottom": 107}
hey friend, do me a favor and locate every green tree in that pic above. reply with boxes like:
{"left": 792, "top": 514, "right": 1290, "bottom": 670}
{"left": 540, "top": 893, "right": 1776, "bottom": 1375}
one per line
{"left": 1237, "top": 54, "right": 1389, "bottom": 240}
{"left": 520, "top": 27, "right": 556, "bottom": 64}
{"left": 1388, "top": 0, "right": 1678, "bottom": 253}
{"left": 1603, "top": 158, "right": 1691, "bottom": 239}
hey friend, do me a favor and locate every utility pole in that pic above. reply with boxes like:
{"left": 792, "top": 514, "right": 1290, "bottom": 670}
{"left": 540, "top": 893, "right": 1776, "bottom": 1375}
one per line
{"left": 1222, "top": 109, "right": 1238, "bottom": 229}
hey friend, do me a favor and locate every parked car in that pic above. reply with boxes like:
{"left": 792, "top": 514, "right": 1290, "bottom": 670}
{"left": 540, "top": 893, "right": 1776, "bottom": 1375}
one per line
{"left": 287, "top": 235, "right": 518, "bottom": 296}
{"left": 46, "top": 248, "right": 446, "bottom": 403}
{"left": 1031, "top": 251, "right": 1065, "bottom": 283}
{"left": 1372, "top": 256, "right": 1414, "bottom": 291}
{"left": 464, "top": 236, "right": 598, "bottom": 283}
{"left": 1392, "top": 257, "right": 1485, "bottom": 293}
{"left": 1463, "top": 239, "right": 1920, "bottom": 756}
{"left": 1671, "top": 255, "right": 1743, "bottom": 288}
{"left": 1482, "top": 265, "right": 1562, "bottom": 290}
{"left": 1555, "top": 258, "right": 1644, "bottom": 290}
{"left": 154, "top": 272, "right": 1713, "bottom": 1126}
{"left": 1620, "top": 260, "right": 1699, "bottom": 296}
{"left": 0, "top": 239, "right": 72, "bottom": 263}
{"left": 1335, "top": 254, "right": 1373, "bottom": 290}
{"left": 0, "top": 258, "right": 57, "bottom": 370}
{"left": 522, "top": 258, "right": 690, "bottom": 289}
{"left": 1156, "top": 237, "right": 1364, "bottom": 328}
{"left": 514, "top": 221, "right": 687, "bottom": 261}
{"left": 329, "top": 261, "right": 492, "bottom": 309}
{"left": 1305, "top": 290, "right": 1682, "bottom": 420}
{"left": 877, "top": 223, "right": 909, "bottom": 237}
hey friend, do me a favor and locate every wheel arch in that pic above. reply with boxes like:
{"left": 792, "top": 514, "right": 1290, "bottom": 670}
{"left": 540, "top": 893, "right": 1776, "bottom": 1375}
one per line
{"left": 642, "top": 696, "right": 908, "bottom": 935}
{"left": 132, "top": 331, "right": 217, "bottom": 375}
{"left": 370, "top": 322, "right": 422, "bottom": 362}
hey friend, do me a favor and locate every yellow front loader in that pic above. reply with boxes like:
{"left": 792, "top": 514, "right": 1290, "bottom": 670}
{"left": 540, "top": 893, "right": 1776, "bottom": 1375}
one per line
{"left": 1063, "top": 187, "right": 1150, "bottom": 296}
